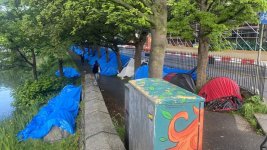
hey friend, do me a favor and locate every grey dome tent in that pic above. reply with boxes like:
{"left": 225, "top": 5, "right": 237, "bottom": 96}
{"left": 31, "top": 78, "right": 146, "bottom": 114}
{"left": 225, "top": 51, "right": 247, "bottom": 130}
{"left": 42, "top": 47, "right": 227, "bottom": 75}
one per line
{"left": 163, "top": 73, "right": 196, "bottom": 93}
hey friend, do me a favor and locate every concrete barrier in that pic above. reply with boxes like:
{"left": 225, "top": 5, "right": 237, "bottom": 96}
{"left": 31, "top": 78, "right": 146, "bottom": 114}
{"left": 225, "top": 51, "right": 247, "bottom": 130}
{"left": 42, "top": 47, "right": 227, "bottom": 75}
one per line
{"left": 83, "top": 74, "right": 125, "bottom": 150}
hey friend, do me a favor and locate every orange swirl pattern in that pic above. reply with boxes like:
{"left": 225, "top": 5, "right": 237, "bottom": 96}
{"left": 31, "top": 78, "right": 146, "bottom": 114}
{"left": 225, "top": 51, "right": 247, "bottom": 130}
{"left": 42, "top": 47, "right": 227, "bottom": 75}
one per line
{"left": 167, "top": 107, "right": 203, "bottom": 150}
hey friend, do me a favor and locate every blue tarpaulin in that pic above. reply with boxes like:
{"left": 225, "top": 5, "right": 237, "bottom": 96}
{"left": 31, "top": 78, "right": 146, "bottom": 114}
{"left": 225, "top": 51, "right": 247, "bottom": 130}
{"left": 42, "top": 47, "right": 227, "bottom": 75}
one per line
{"left": 133, "top": 65, "right": 197, "bottom": 80}
{"left": 17, "top": 85, "right": 82, "bottom": 141}
{"left": 70, "top": 45, "right": 83, "bottom": 55}
{"left": 86, "top": 47, "right": 130, "bottom": 76}
{"left": 55, "top": 67, "right": 80, "bottom": 78}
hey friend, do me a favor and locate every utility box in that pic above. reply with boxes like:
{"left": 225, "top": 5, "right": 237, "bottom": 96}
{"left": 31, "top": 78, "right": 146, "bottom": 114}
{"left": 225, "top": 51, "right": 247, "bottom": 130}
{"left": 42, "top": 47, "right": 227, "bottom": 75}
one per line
{"left": 125, "top": 78, "right": 204, "bottom": 150}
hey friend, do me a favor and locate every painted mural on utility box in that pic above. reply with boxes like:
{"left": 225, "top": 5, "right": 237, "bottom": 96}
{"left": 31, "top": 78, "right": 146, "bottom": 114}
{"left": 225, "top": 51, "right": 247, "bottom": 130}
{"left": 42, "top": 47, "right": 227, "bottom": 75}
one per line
{"left": 128, "top": 78, "right": 204, "bottom": 150}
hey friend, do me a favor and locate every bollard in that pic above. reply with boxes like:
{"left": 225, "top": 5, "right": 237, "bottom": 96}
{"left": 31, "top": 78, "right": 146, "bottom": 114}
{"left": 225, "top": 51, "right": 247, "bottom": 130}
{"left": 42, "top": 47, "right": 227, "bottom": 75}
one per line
{"left": 125, "top": 78, "right": 205, "bottom": 150}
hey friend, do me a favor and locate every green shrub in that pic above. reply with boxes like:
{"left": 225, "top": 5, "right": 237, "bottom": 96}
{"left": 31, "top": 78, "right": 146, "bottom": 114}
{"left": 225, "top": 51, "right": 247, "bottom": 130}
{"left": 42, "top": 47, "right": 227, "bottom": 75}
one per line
{"left": 238, "top": 96, "right": 267, "bottom": 132}
{"left": 13, "top": 76, "right": 63, "bottom": 108}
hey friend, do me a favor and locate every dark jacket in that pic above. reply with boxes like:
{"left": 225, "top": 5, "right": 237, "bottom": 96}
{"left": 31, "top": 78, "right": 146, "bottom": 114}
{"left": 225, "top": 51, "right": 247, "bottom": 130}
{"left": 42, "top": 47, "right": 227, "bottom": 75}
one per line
{"left": 92, "top": 63, "right": 99, "bottom": 74}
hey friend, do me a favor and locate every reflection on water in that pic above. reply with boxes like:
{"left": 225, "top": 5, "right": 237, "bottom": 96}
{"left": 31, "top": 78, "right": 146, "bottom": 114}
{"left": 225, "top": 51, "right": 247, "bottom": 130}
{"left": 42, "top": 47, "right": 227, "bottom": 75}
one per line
{"left": 0, "top": 87, "right": 14, "bottom": 120}
{"left": 0, "top": 69, "right": 31, "bottom": 120}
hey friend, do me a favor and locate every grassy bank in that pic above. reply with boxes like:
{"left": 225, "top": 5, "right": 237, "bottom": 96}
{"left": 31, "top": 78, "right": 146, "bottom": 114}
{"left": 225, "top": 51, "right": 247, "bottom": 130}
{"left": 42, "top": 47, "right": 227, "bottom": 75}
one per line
{"left": 0, "top": 52, "right": 82, "bottom": 149}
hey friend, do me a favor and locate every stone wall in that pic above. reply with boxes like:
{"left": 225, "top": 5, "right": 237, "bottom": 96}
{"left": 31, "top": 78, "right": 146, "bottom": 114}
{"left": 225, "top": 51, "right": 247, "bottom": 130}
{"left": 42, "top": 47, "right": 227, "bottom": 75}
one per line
{"left": 83, "top": 74, "right": 125, "bottom": 150}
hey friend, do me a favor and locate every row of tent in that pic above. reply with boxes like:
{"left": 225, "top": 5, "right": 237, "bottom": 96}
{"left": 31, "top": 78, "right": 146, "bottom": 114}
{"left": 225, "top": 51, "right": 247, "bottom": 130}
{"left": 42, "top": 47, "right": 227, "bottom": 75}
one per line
{"left": 71, "top": 45, "right": 130, "bottom": 76}
{"left": 19, "top": 45, "right": 244, "bottom": 141}
{"left": 70, "top": 45, "right": 243, "bottom": 111}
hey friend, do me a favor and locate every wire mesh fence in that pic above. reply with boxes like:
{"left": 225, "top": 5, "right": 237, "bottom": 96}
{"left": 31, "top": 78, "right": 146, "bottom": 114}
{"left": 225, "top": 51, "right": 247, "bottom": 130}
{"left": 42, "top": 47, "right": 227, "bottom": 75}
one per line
{"left": 120, "top": 48, "right": 267, "bottom": 99}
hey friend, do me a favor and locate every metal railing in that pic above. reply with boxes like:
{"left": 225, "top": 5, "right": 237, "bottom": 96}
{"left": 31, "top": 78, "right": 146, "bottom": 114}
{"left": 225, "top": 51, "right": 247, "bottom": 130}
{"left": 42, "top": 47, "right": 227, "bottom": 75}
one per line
{"left": 120, "top": 48, "right": 267, "bottom": 99}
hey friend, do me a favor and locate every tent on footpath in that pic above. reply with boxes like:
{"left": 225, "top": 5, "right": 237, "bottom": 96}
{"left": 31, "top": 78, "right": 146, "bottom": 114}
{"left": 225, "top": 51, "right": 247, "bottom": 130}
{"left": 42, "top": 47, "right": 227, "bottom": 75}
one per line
{"left": 198, "top": 77, "right": 243, "bottom": 111}
{"left": 117, "top": 58, "right": 135, "bottom": 78}
{"left": 117, "top": 58, "right": 148, "bottom": 79}
{"left": 163, "top": 73, "right": 196, "bottom": 93}
{"left": 133, "top": 65, "right": 197, "bottom": 81}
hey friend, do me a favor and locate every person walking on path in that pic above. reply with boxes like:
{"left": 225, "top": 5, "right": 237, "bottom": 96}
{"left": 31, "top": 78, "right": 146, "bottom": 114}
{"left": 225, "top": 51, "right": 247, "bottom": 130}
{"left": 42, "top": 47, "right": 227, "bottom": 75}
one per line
{"left": 80, "top": 52, "right": 84, "bottom": 65}
{"left": 92, "top": 60, "right": 100, "bottom": 82}
{"left": 80, "top": 46, "right": 85, "bottom": 65}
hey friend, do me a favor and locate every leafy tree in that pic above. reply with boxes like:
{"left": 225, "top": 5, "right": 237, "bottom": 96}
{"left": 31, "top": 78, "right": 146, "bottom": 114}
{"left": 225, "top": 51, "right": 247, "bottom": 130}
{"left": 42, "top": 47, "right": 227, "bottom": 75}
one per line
{"left": 169, "top": 0, "right": 267, "bottom": 88}
{"left": 107, "top": 0, "right": 167, "bottom": 78}
{"left": 103, "top": 2, "right": 150, "bottom": 70}
{"left": 0, "top": 0, "right": 41, "bottom": 80}
{"left": 27, "top": 0, "right": 75, "bottom": 77}
{"left": 62, "top": 0, "right": 140, "bottom": 71}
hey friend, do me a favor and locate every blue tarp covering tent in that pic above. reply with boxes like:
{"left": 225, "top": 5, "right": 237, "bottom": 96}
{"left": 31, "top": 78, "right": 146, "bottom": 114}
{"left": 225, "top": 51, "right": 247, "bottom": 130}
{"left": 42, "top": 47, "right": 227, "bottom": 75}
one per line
{"left": 55, "top": 67, "right": 80, "bottom": 78}
{"left": 70, "top": 45, "right": 83, "bottom": 55}
{"left": 70, "top": 45, "right": 196, "bottom": 78}
{"left": 86, "top": 47, "right": 130, "bottom": 76}
{"left": 17, "top": 85, "right": 82, "bottom": 141}
{"left": 133, "top": 65, "right": 197, "bottom": 80}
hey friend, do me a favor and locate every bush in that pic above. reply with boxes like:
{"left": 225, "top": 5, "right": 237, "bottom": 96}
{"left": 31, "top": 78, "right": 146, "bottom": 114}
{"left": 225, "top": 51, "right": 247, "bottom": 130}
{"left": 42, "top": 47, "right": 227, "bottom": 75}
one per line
{"left": 13, "top": 76, "right": 63, "bottom": 108}
{"left": 238, "top": 96, "right": 267, "bottom": 132}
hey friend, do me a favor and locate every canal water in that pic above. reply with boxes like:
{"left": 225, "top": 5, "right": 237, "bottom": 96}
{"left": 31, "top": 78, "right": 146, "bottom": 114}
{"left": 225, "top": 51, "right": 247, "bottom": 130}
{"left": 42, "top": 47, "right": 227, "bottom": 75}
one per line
{"left": 0, "top": 70, "right": 29, "bottom": 121}
{"left": 0, "top": 86, "right": 14, "bottom": 120}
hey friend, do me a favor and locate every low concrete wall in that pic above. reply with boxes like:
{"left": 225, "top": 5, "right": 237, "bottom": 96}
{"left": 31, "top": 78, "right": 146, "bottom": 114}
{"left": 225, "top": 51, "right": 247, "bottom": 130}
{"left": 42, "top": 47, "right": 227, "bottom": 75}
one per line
{"left": 83, "top": 74, "right": 125, "bottom": 150}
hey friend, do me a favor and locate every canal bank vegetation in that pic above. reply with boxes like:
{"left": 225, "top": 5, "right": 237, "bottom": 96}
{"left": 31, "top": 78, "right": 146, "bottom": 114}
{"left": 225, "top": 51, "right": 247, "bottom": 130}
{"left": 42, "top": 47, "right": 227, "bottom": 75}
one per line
{"left": 0, "top": 53, "right": 82, "bottom": 149}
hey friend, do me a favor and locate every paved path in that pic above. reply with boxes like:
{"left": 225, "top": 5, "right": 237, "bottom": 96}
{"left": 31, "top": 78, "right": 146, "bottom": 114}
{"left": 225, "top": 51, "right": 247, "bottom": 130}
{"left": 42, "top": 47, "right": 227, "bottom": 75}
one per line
{"left": 203, "top": 111, "right": 264, "bottom": 150}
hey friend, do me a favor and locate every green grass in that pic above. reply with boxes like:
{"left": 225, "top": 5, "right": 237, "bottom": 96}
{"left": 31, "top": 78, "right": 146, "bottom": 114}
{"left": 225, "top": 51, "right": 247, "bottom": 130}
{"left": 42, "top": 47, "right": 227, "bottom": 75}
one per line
{"left": 0, "top": 105, "right": 81, "bottom": 150}
{"left": 0, "top": 52, "right": 82, "bottom": 149}
{"left": 111, "top": 113, "right": 125, "bottom": 142}
{"left": 237, "top": 95, "right": 267, "bottom": 134}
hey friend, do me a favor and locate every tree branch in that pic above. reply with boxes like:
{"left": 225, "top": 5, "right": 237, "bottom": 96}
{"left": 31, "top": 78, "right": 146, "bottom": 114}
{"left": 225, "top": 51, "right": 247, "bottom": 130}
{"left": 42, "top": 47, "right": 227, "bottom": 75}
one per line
{"left": 140, "top": 0, "right": 150, "bottom": 8}
{"left": 14, "top": 48, "right": 33, "bottom": 66}
{"left": 207, "top": 1, "right": 215, "bottom": 12}
{"left": 108, "top": 0, "right": 155, "bottom": 25}
{"left": 217, "top": 6, "right": 245, "bottom": 24}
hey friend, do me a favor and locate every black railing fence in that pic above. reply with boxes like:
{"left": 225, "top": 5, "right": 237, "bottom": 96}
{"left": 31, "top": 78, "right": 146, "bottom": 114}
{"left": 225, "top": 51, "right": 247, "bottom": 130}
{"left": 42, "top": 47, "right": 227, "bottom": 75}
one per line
{"left": 120, "top": 48, "right": 267, "bottom": 99}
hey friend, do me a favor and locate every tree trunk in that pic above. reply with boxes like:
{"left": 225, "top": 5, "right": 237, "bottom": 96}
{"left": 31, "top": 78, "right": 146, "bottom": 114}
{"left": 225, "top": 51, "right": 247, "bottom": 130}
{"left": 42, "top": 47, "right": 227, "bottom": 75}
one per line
{"left": 148, "top": 1, "right": 167, "bottom": 78}
{"left": 195, "top": 0, "right": 210, "bottom": 89}
{"left": 58, "top": 58, "right": 64, "bottom": 77}
{"left": 97, "top": 47, "right": 101, "bottom": 58}
{"left": 114, "top": 46, "right": 123, "bottom": 72}
{"left": 134, "top": 31, "right": 148, "bottom": 71}
{"left": 105, "top": 47, "right": 110, "bottom": 62}
{"left": 134, "top": 43, "right": 142, "bottom": 72}
{"left": 196, "top": 34, "right": 209, "bottom": 89}
{"left": 31, "top": 49, "right": 38, "bottom": 80}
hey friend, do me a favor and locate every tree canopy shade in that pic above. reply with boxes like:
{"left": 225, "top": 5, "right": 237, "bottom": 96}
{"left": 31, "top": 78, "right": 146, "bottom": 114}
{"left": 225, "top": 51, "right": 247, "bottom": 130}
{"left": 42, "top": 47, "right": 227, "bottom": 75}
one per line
{"left": 169, "top": 0, "right": 267, "bottom": 88}
{"left": 0, "top": 0, "right": 42, "bottom": 80}
{"left": 61, "top": 0, "right": 151, "bottom": 71}
{"left": 105, "top": 0, "right": 168, "bottom": 78}
{"left": 2, "top": 0, "right": 266, "bottom": 88}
